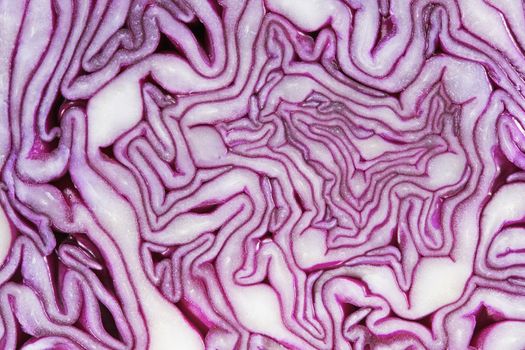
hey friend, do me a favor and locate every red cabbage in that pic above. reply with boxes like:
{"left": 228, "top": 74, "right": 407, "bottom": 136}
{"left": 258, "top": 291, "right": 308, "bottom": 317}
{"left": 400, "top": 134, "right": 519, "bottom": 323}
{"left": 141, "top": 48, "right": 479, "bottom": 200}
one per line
{"left": 2, "top": 0, "right": 525, "bottom": 349}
